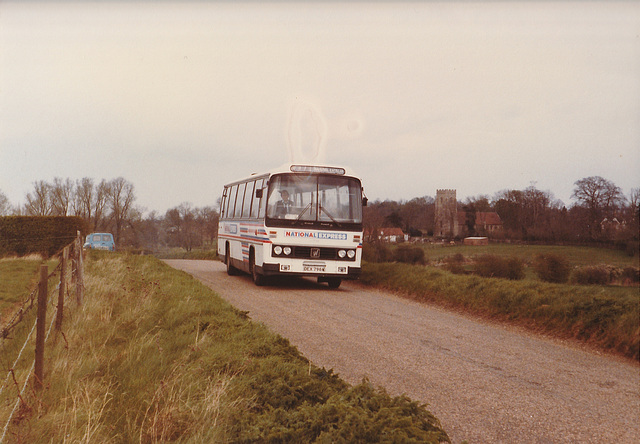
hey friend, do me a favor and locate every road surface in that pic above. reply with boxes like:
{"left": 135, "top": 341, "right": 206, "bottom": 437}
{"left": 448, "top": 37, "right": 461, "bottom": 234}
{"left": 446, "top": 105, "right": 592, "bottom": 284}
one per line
{"left": 164, "top": 259, "right": 639, "bottom": 444}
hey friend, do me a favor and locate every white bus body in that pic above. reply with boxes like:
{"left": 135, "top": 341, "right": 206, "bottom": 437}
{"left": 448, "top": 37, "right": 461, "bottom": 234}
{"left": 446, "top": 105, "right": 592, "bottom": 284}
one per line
{"left": 217, "top": 164, "right": 366, "bottom": 288}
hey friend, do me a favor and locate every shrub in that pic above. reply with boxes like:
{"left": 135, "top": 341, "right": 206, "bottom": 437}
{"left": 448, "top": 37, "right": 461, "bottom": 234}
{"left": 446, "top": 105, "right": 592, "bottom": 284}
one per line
{"left": 621, "top": 267, "right": 640, "bottom": 284}
{"left": 442, "top": 254, "right": 465, "bottom": 274}
{"left": 362, "top": 242, "right": 393, "bottom": 263}
{"left": 394, "top": 244, "right": 427, "bottom": 265}
{"left": 532, "top": 253, "right": 571, "bottom": 283}
{"left": 625, "top": 241, "right": 639, "bottom": 257}
{"left": 572, "top": 265, "right": 611, "bottom": 285}
{"left": 473, "top": 254, "right": 525, "bottom": 280}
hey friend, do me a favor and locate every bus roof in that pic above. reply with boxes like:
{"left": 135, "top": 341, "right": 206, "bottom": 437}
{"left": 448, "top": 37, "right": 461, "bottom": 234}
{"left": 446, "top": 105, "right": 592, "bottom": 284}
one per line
{"left": 224, "top": 163, "right": 361, "bottom": 186}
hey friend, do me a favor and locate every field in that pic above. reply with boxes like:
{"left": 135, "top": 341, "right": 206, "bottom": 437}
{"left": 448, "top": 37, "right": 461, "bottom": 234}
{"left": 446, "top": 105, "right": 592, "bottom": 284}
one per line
{"left": 0, "top": 256, "right": 58, "bottom": 322}
{"left": 0, "top": 253, "right": 449, "bottom": 443}
{"left": 423, "top": 242, "right": 638, "bottom": 269}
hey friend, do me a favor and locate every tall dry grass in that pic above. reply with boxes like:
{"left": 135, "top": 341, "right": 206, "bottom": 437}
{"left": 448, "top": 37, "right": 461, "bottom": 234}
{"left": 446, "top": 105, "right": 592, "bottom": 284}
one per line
{"left": 5, "top": 255, "right": 236, "bottom": 443}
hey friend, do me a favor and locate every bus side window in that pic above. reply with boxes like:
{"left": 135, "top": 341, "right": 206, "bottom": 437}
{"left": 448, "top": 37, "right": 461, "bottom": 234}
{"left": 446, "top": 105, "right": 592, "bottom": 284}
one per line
{"left": 258, "top": 179, "right": 267, "bottom": 218}
{"left": 251, "top": 179, "right": 263, "bottom": 219}
{"left": 236, "top": 183, "right": 247, "bottom": 218}
{"left": 242, "top": 182, "right": 252, "bottom": 218}
{"left": 229, "top": 185, "right": 239, "bottom": 218}
{"left": 221, "top": 188, "right": 228, "bottom": 218}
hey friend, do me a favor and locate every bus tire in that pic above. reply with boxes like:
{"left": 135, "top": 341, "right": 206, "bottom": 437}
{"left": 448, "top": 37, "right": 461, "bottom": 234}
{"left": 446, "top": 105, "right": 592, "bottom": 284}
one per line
{"left": 250, "top": 250, "right": 265, "bottom": 286}
{"left": 226, "top": 244, "right": 238, "bottom": 276}
{"left": 326, "top": 277, "right": 342, "bottom": 289}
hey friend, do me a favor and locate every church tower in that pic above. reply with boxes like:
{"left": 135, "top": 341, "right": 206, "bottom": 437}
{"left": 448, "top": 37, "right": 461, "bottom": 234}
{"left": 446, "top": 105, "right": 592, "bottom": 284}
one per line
{"left": 435, "top": 189, "right": 458, "bottom": 238}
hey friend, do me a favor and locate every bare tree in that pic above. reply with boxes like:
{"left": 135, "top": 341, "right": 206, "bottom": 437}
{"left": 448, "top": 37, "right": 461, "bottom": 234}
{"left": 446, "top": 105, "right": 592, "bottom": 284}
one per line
{"left": 464, "top": 195, "right": 491, "bottom": 212}
{"left": 106, "top": 177, "right": 136, "bottom": 244}
{"left": 492, "top": 186, "right": 564, "bottom": 241}
{"left": 178, "top": 202, "right": 196, "bottom": 251}
{"left": 50, "top": 177, "right": 74, "bottom": 216}
{"left": 400, "top": 196, "right": 435, "bottom": 237}
{"left": 628, "top": 188, "right": 639, "bottom": 222}
{"left": 71, "top": 177, "right": 110, "bottom": 231}
{"left": 623, "top": 188, "right": 640, "bottom": 244}
{"left": 197, "top": 206, "right": 219, "bottom": 246}
{"left": 0, "top": 190, "right": 11, "bottom": 215}
{"left": 74, "top": 177, "right": 94, "bottom": 220}
{"left": 522, "top": 186, "right": 552, "bottom": 229}
{"left": 25, "top": 181, "right": 52, "bottom": 216}
{"left": 572, "top": 176, "right": 625, "bottom": 238}
{"left": 94, "top": 179, "right": 109, "bottom": 231}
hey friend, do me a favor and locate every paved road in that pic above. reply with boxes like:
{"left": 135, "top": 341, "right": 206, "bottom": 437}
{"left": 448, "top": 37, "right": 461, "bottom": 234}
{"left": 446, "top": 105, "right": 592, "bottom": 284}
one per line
{"left": 165, "top": 259, "right": 639, "bottom": 444}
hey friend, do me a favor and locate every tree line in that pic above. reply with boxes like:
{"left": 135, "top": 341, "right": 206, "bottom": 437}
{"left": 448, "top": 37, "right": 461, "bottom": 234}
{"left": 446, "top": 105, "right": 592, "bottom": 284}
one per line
{"left": 1, "top": 175, "right": 637, "bottom": 252}
{"left": 364, "top": 176, "right": 638, "bottom": 250}
{"left": 0, "top": 177, "right": 218, "bottom": 252}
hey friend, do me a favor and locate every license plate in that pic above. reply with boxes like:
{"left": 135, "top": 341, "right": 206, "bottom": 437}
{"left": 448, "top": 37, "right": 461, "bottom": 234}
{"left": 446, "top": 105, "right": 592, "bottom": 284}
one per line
{"left": 304, "top": 266, "right": 325, "bottom": 272}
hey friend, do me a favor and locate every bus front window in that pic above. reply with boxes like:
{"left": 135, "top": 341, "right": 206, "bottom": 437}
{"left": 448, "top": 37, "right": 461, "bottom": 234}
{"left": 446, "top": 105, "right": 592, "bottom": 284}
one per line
{"left": 266, "top": 174, "right": 362, "bottom": 228}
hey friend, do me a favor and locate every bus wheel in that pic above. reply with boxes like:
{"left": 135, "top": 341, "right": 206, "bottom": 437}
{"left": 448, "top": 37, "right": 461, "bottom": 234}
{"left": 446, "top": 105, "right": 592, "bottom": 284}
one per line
{"left": 250, "top": 252, "right": 265, "bottom": 286}
{"left": 226, "top": 245, "right": 237, "bottom": 276}
{"left": 326, "top": 278, "right": 342, "bottom": 289}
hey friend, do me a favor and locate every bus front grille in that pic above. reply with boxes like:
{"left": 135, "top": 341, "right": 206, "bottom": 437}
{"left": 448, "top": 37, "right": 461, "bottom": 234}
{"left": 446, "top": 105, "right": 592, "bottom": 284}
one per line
{"left": 293, "top": 246, "right": 337, "bottom": 260}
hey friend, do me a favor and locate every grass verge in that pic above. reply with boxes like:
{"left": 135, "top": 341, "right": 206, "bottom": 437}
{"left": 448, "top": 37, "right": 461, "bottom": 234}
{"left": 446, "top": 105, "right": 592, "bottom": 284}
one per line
{"left": 154, "top": 248, "right": 219, "bottom": 260}
{"left": 4, "top": 253, "right": 449, "bottom": 443}
{"left": 361, "top": 262, "right": 639, "bottom": 361}
{"left": 0, "top": 256, "right": 46, "bottom": 321}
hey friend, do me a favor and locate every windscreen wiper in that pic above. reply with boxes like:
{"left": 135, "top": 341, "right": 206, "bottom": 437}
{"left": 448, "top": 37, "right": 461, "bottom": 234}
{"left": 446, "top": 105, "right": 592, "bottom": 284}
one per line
{"left": 320, "top": 205, "right": 341, "bottom": 227}
{"left": 296, "top": 203, "right": 313, "bottom": 221}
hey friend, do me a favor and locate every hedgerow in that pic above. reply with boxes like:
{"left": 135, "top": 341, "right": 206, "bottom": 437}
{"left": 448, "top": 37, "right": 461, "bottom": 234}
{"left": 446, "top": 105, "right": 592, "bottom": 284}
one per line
{"left": 0, "top": 216, "right": 88, "bottom": 257}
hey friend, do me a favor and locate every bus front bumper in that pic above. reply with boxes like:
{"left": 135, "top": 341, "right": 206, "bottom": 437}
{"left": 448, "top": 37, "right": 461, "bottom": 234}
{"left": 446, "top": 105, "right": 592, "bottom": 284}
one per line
{"left": 262, "top": 263, "right": 361, "bottom": 280}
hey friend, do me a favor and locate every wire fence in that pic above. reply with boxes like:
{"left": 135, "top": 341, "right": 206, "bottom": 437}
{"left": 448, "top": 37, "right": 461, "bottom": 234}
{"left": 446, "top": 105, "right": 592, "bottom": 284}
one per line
{"left": 0, "top": 232, "right": 85, "bottom": 442}
{"left": 0, "top": 262, "right": 61, "bottom": 341}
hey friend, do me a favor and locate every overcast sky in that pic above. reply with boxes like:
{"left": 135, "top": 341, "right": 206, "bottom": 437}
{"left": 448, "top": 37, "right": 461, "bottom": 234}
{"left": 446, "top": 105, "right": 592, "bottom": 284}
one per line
{"left": 1, "top": 1, "right": 638, "bottom": 215}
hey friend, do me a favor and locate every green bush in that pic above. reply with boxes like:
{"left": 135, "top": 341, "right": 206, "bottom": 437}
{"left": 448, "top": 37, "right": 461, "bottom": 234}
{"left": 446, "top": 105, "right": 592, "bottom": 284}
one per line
{"left": 621, "top": 267, "right": 640, "bottom": 284}
{"left": 572, "top": 265, "right": 611, "bottom": 285}
{"left": 532, "top": 253, "right": 571, "bottom": 283}
{"left": 442, "top": 254, "right": 466, "bottom": 274}
{"left": 233, "top": 377, "right": 449, "bottom": 443}
{"left": 473, "top": 254, "right": 525, "bottom": 280}
{"left": 362, "top": 242, "right": 393, "bottom": 263}
{"left": 394, "top": 244, "right": 427, "bottom": 265}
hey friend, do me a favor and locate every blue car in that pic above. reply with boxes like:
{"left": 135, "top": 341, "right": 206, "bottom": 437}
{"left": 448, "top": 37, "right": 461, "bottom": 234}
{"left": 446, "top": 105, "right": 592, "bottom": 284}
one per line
{"left": 83, "top": 233, "right": 115, "bottom": 251}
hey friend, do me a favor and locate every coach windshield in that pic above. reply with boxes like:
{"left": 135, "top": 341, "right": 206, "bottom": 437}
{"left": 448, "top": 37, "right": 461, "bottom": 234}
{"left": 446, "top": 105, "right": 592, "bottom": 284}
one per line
{"left": 266, "top": 174, "right": 363, "bottom": 229}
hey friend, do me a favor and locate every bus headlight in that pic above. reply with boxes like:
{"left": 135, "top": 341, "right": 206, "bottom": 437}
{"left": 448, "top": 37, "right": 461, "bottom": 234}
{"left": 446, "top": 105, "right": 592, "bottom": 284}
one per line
{"left": 338, "top": 249, "right": 347, "bottom": 258}
{"left": 283, "top": 246, "right": 292, "bottom": 256}
{"left": 274, "top": 246, "right": 283, "bottom": 255}
{"left": 347, "top": 250, "right": 356, "bottom": 259}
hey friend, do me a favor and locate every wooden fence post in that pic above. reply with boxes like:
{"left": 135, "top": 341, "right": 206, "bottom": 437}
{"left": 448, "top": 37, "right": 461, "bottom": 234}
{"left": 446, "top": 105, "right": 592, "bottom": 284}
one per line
{"left": 56, "top": 246, "right": 68, "bottom": 330}
{"left": 76, "top": 231, "right": 84, "bottom": 306}
{"left": 35, "top": 264, "right": 48, "bottom": 391}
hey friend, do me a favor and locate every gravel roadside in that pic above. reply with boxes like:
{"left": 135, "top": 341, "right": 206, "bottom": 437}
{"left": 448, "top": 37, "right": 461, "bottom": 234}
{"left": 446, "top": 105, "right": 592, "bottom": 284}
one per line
{"left": 165, "top": 259, "right": 639, "bottom": 444}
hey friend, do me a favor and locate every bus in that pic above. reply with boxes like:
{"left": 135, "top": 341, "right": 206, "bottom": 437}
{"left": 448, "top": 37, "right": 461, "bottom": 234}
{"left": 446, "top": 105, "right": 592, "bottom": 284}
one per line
{"left": 217, "top": 164, "right": 366, "bottom": 288}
